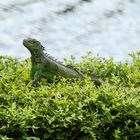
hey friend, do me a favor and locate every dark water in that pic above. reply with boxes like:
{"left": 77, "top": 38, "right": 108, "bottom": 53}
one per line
{"left": 0, "top": 0, "right": 140, "bottom": 62}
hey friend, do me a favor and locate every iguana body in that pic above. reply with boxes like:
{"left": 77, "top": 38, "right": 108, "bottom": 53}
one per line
{"left": 23, "top": 38, "right": 101, "bottom": 85}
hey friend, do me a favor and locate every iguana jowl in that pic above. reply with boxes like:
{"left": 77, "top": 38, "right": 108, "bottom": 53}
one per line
{"left": 23, "top": 38, "right": 101, "bottom": 85}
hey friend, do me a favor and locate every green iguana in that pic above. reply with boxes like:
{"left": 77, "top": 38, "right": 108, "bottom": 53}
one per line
{"left": 23, "top": 38, "right": 101, "bottom": 85}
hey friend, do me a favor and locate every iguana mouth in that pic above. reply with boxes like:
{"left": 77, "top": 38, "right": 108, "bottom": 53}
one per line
{"left": 23, "top": 39, "right": 28, "bottom": 46}
{"left": 23, "top": 38, "right": 33, "bottom": 47}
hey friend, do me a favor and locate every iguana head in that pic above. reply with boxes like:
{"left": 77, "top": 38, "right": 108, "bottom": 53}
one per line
{"left": 23, "top": 38, "right": 45, "bottom": 53}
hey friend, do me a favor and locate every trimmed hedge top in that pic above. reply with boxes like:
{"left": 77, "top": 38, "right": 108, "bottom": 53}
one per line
{"left": 0, "top": 52, "right": 140, "bottom": 140}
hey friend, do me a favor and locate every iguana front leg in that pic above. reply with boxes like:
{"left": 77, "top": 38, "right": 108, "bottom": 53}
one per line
{"left": 31, "top": 63, "right": 44, "bottom": 85}
{"left": 32, "top": 69, "right": 43, "bottom": 85}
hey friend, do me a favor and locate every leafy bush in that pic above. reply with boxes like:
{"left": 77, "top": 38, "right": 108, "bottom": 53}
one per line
{"left": 0, "top": 52, "right": 139, "bottom": 140}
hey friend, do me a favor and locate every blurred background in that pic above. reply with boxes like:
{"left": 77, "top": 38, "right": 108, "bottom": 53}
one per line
{"left": 0, "top": 0, "right": 140, "bottom": 62}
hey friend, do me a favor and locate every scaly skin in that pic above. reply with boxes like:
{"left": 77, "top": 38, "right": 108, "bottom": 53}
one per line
{"left": 23, "top": 38, "right": 101, "bottom": 85}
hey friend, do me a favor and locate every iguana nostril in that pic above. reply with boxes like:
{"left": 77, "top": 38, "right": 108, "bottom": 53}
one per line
{"left": 23, "top": 38, "right": 31, "bottom": 46}
{"left": 23, "top": 39, "right": 27, "bottom": 46}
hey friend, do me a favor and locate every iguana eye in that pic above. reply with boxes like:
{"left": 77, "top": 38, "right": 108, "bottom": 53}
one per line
{"left": 32, "top": 41, "right": 36, "bottom": 44}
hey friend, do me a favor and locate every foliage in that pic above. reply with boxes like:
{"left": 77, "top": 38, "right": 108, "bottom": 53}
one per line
{"left": 0, "top": 52, "right": 140, "bottom": 140}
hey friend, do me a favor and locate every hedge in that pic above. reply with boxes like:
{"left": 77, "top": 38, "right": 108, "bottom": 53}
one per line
{"left": 0, "top": 52, "right": 139, "bottom": 140}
